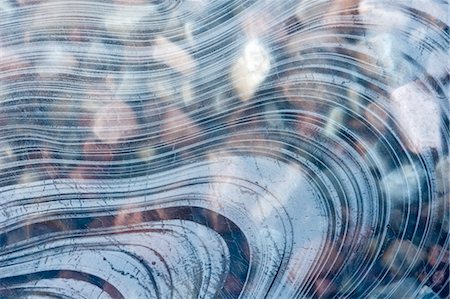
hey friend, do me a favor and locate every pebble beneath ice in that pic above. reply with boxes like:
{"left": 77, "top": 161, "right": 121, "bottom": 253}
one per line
{"left": 382, "top": 239, "right": 426, "bottom": 278}
{"left": 359, "top": 0, "right": 410, "bottom": 32}
{"left": 369, "top": 277, "right": 421, "bottom": 299}
{"left": 230, "top": 40, "right": 271, "bottom": 101}
{"left": 380, "top": 164, "right": 425, "bottom": 204}
{"left": 363, "top": 33, "right": 415, "bottom": 84}
{"left": 390, "top": 82, "right": 442, "bottom": 153}
{"left": 36, "top": 45, "right": 78, "bottom": 79}
{"left": 324, "top": 107, "right": 345, "bottom": 137}
{"left": 104, "top": 2, "right": 154, "bottom": 35}
{"left": 435, "top": 156, "right": 450, "bottom": 195}
{"left": 152, "top": 36, "right": 196, "bottom": 76}
{"left": 92, "top": 101, "right": 138, "bottom": 144}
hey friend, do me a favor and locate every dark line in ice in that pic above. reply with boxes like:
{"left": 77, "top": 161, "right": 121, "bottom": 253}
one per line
{"left": 0, "top": 270, "right": 124, "bottom": 299}
{"left": 0, "top": 206, "right": 250, "bottom": 298}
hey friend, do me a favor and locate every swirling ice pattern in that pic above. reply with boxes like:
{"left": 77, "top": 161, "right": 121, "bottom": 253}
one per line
{"left": 0, "top": 0, "right": 449, "bottom": 298}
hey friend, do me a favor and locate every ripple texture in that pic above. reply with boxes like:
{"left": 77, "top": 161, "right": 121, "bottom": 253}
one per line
{"left": 0, "top": 0, "right": 449, "bottom": 298}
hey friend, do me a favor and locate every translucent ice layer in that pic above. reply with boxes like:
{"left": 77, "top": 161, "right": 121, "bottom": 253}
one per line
{"left": 0, "top": 0, "right": 449, "bottom": 298}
